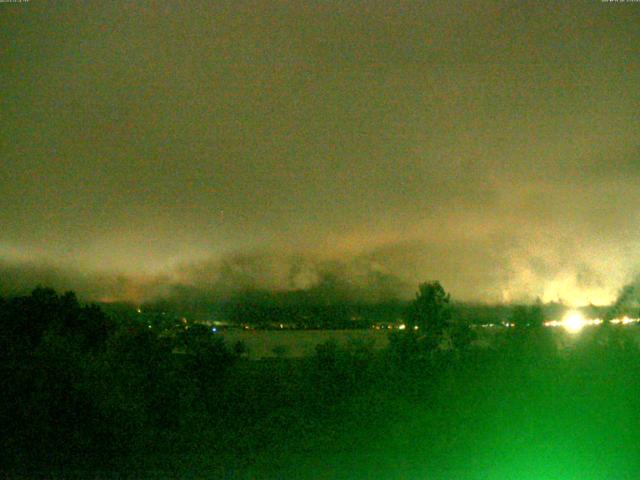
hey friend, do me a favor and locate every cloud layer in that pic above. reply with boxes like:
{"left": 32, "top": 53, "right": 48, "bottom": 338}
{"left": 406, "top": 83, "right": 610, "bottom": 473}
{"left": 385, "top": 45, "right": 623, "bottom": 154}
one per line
{"left": 1, "top": 2, "right": 639, "bottom": 305}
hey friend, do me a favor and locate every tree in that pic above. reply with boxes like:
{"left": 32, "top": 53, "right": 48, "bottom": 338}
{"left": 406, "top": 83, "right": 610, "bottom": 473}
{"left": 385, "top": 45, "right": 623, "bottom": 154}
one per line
{"left": 1, "top": 287, "right": 113, "bottom": 356}
{"left": 406, "top": 281, "right": 451, "bottom": 332}
{"left": 404, "top": 281, "right": 452, "bottom": 352}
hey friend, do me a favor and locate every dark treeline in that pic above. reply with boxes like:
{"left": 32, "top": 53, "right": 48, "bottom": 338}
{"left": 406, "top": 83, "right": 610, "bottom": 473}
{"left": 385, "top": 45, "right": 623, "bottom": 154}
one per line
{"left": 136, "top": 292, "right": 617, "bottom": 330}
{"left": 138, "top": 289, "right": 407, "bottom": 329}
{"left": 3, "top": 284, "right": 640, "bottom": 477}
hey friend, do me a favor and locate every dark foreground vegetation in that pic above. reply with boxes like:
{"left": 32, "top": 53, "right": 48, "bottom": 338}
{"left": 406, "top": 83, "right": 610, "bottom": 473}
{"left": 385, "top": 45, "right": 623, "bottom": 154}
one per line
{"left": 3, "top": 286, "right": 640, "bottom": 479}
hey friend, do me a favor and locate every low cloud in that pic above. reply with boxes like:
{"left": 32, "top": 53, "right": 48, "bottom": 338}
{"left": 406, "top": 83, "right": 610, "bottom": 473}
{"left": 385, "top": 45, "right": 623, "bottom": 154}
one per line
{"left": 2, "top": 229, "right": 638, "bottom": 309}
{"left": 0, "top": 250, "right": 412, "bottom": 306}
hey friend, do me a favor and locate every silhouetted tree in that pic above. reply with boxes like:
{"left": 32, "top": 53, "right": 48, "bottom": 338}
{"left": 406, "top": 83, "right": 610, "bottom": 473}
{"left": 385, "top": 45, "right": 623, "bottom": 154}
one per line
{"left": 405, "top": 281, "right": 452, "bottom": 350}
{"left": 0, "top": 287, "right": 114, "bottom": 358}
{"left": 0, "top": 287, "right": 119, "bottom": 467}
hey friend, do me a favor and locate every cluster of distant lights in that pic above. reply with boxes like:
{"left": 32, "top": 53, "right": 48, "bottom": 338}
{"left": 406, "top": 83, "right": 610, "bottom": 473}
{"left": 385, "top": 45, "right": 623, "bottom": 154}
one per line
{"left": 136, "top": 306, "right": 638, "bottom": 335}
{"left": 373, "top": 324, "right": 419, "bottom": 331}
{"left": 477, "top": 311, "right": 640, "bottom": 334}
{"left": 545, "top": 311, "right": 640, "bottom": 333}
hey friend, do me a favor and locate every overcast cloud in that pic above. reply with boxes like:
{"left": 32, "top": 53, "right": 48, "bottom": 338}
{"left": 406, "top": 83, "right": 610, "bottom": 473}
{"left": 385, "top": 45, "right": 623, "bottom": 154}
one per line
{"left": 1, "top": 1, "right": 639, "bottom": 305}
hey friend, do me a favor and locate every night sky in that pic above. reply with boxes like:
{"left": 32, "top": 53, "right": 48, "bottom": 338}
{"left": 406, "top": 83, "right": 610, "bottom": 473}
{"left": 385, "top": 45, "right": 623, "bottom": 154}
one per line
{"left": 1, "top": 1, "right": 639, "bottom": 305}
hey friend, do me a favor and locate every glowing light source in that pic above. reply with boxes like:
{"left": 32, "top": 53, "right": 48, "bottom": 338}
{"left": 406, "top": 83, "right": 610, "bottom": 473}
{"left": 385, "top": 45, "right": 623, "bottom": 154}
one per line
{"left": 562, "top": 310, "right": 586, "bottom": 333}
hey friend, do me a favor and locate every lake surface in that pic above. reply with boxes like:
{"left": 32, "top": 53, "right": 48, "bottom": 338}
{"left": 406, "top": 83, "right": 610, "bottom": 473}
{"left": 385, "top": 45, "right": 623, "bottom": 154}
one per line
{"left": 220, "top": 328, "right": 391, "bottom": 359}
